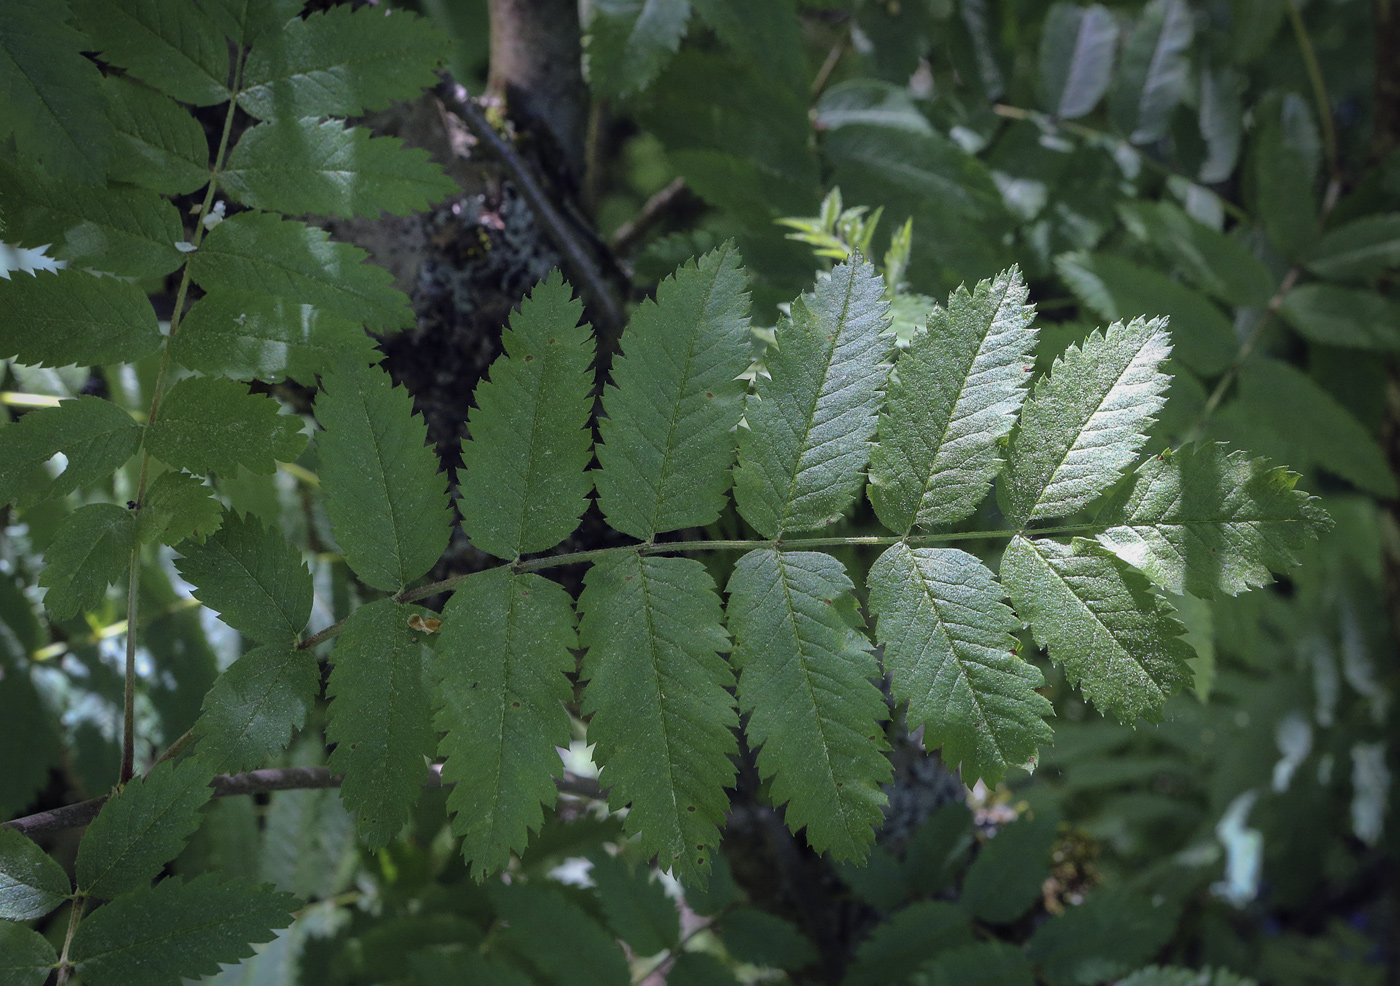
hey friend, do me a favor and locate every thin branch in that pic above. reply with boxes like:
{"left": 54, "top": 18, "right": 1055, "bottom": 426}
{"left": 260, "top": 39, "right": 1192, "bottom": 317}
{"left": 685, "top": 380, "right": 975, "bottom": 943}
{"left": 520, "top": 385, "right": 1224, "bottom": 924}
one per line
{"left": 4, "top": 765, "right": 603, "bottom": 838}
{"left": 810, "top": 30, "right": 849, "bottom": 102}
{"left": 609, "top": 177, "right": 691, "bottom": 255}
{"left": 1286, "top": 0, "right": 1339, "bottom": 178}
{"left": 433, "top": 77, "right": 627, "bottom": 343}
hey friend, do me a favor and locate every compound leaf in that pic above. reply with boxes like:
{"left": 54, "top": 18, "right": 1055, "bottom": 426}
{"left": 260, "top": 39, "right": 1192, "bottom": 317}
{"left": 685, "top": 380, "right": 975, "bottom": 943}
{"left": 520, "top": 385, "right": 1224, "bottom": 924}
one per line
{"left": 868, "top": 543, "right": 1051, "bottom": 784}
{"left": 595, "top": 242, "right": 752, "bottom": 539}
{"left": 194, "top": 644, "right": 319, "bottom": 775}
{"left": 1110, "top": 0, "right": 1193, "bottom": 144}
{"left": 190, "top": 212, "right": 413, "bottom": 330}
{"left": 1038, "top": 3, "right": 1118, "bottom": 120}
{"left": 868, "top": 267, "right": 1035, "bottom": 532}
{"left": 1096, "top": 443, "right": 1330, "bottom": 598}
{"left": 175, "top": 512, "right": 312, "bottom": 645}
{"left": 0, "top": 920, "right": 56, "bottom": 986}
{"left": 170, "top": 289, "right": 377, "bottom": 383}
{"left": 727, "top": 548, "right": 891, "bottom": 859}
{"left": 317, "top": 360, "right": 451, "bottom": 592}
{"left": 69, "top": 875, "right": 298, "bottom": 986}
{"left": 103, "top": 75, "right": 209, "bottom": 194}
{"left": 326, "top": 598, "right": 437, "bottom": 847}
{"left": 1001, "top": 535, "right": 1194, "bottom": 722}
{"left": 0, "top": 0, "right": 112, "bottom": 182}
{"left": 459, "top": 271, "right": 594, "bottom": 558}
{"left": 588, "top": 0, "right": 692, "bottom": 98}
{"left": 435, "top": 568, "right": 577, "bottom": 878}
{"left": 136, "top": 470, "right": 223, "bottom": 546}
{"left": 1000, "top": 318, "right": 1172, "bottom": 526}
{"left": 733, "top": 259, "right": 892, "bottom": 537}
{"left": 239, "top": 3, "right": 448, "bottom": 119}
{"left": 579, "top": 554, "right": 737, "bottom": 882}
{"left": 0, "top": 827, "right": 70, "bottom": 920}
{"left": 222, "top": 118, "right": 456, "bottom": 219}
{"left": 0, "top": 396, "right": 142, "bottom": 510}
{"left": 0, "top": 270, "right": 161, "bottom": 369}
{"left": 146, "top": 377, "right": 306, "bottom": 476}
{"left": 39, "top": 503, "right": 137, "bottom": 620}
{"left": 75, "top": 758, "right": 215, "bottom": 899}
{"left": 70, "top": 0, "right": 229, "bottom": 106}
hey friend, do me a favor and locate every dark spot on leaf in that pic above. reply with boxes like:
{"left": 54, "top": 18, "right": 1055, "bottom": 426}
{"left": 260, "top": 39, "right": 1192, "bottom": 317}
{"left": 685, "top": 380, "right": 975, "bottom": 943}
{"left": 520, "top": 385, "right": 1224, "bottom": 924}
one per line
{"left": 836, "top": 781, "right": 843, "bottom": 787}
{"left": 524, "top": 355, "right": 534, "bottom": 362}
{"left": 705, "top": 392, "right": 713, "bottom": 398}
{"left": 687, "top": 805, "right": 696, "bottom": 812}
{"left": 512, "top": 701, "right": 520, "bottom": 707}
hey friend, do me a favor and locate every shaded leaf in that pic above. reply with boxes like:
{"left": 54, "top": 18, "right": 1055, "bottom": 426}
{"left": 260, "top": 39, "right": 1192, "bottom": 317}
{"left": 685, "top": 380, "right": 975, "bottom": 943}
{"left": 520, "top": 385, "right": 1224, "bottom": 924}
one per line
{"left": 1307, "top": 213, "right": 1400, "bottom": 282}
{"left": 326, "top": 598, "right": 437, "bottom": 847}
{"left": 0, "top": 396, "right": 142, "bottom": 510}
{"left": 1279, "top": 282, "right": 1400, "bottom": 350}
{"left": 1038, "top": 4, "right": 1117, "bottom": 120}
{"left": 194, "top": 644, "right": 320, "bottom": 774}
{"left": 1025, "top": 890, "right": 1179, "bottom": 986}
{"left": 70, "top": 0, "right": 229, "bottom": 106}
{"left": 1002, "top": 536, "right": 1195, "bottom": 722}
{"left": 727, "top": 549, "right": 890, "bottom": 859}
{"left": 595, "top": 242, "right": 752, "bottom": 539}
{"left": 921, "top": 941, "right": 1036, "bottom": 986}
{"left": 435, "top": 568, "right": 577, "bottom": 878}
{"left": 960, "top": 812, "right": 1057, "bottom": 924}
{"left": 1116, "top": 200, "right": 1274, "bottom": 308}
{"left": 579, "top": 554, "right": 737, "bottom": 882}
{"left": 720, "top": 908, "right": 818, "bottom": 969}
{"left": 1096, "top": 443, "right": 1331, "bottom": 598}
{"left": 103, "top": 75, "right": 208, "bottom": 194}
{"left": 1110, "top": 0, "right": 1193, "bottom": 143}
{"left": 588, "top": 0, "right": 691, "bottom": 97}
{"left": 38, "top": 503, "right": 137, "bottom": 620}
{"left": 0, "top": 270, "right": 161, "bottom": 369}
{"left": 843, "top": 901, "right": 973, "bottom": 986}
{"left": 316, "top": 359, "right": 451, "bottom": 592}
{"left": 459, "top": 271, "right": 594, "bottom": 558}
{"left": 588, "top": 851, "right": 680, "bottom": 955}
{"left": 0, "top": 920, "right": 56, "bottom": 986}
{"left": 147, "top": 377, "right": 306, "bottom": 476}
{"left": 492, "top": 884, "right": 630, "bottom": 986}
{"left": 0, "top": 827, "right": 70, "bottom": 920}
{"left": 136, "top": 470, "right": 223, "bottom": 546}
{"left": 868, "top": 543, "right": 1051, "bottom": 784}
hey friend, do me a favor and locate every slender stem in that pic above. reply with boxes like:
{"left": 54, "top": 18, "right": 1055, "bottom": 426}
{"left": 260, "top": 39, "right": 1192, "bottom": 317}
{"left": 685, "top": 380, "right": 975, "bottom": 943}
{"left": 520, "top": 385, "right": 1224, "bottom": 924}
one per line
{"left": 298, "top": 524, "right": 1100, "bottom": 651}
{"left": 810, "top": 30, "right": 848, "bottom": 101}
{"left": 119, "top": 51, "right": 245, "bottom": 786}
{"left": 631, "top": 904, "right": 733, "bottom": 986}
{"left": 54, "top": 895, "right": 86, "bottom": 986}
{"left": 1286, "top": 0, "right": 1339, "bottom": 177}
{"left": 609, "top": 176, "right": 690, "bottom": 254}
{"left": 153, "top": 727, "right": 195, "bottom": 767}
{"left": 991, "top": 104, "right": 1252, "bottom": 223}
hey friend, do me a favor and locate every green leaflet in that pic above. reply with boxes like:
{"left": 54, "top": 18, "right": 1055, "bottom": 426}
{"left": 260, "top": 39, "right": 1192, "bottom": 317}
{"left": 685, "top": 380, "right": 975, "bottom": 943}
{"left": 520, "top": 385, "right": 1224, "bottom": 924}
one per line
{"left": 1109, "top": 0, "right": 1192, "bottom": 144}
{"left": 222, "top": 118, "right": 456, "bottom": 220}
{"left": 1001, "top": 535, "right": 1194, "bottom": 722}
{"left": 959, "top": 811, "right": 1057, "bottom": 924}
{"left": 75, "top": 758, "right": 215, "bottom": 899}
{"left": 588, "top": 0, "right": 692, "bottom": 98}
{"left": 1117, "top": 201, "right": 1274, "bottom": 308}
{"left": 1278, "top": 283, "right": 1400, "bottom": 350}
{"left": 238, "top": 3, "right": 448, "bottom": 119}
{"left": 38, "top": 503, "right": 137, "bottom": 620}
{"left": 867, "top": 267, "right": 1035, "bottom": 532}
{"left": 146, "top": 377, "right": 307, "bottom": 476}
{"left": 0, "top": 396, "right": 142, "bottom": 510}
{"left": 921, "top": 941, "right": 1035, "bottom": 986}
{"left": 258, "top": 782, "right": 356, "bottom": 899}
{"left": 1306, "top": 213, "right": 1400, "bottom": 282}
{"left": 190, "top": 212, "right": 413, "bottom": 330}
{"left": 175, "top": 512, "right": 312, "bottom": 645}
{"left": 103, "top": 75, "right": 209, "bottom": 195}
{"left": 1252, "top": 93, "right": 1319, "bottom": 261}
{"left": 1096, "top": 443, "right": 1330, "bottom": 598}
{"left": 434, "top": 568, "right": 577, "bottom": 878}
{"left": 0, "top": 270, "right": 161, "bottom": 369}
{"left": 194, "top": 644, "right": 319, "bottom": 774}
{"left": 0, "top": 920, "right": 56, "bottom": 986}
{"left": 0, "top": 0, "right": 112, "bottom": 182}
{"left": 1055, "top": 252, "right": 1235, "bottom": 375}
{"left": 69, "top": 875, "right": 298, "bottom": 986}
{"left": 459, "top": 272, "right": 594, "bottom": 558}
{"left": 595, "top": 242, "right": 752, "bottom": 539}
{"left": 733, "top": 259, "right": 892, "bottom": 537}
{"left": 136, "top": 470, "right": 223, "bottom": 546}
{"left": 578, "top": 553, "right": 737, "bottom": 881}
{"left": 170, "top": 289, "right": 377, "bottom": 383}
{"left": 70, "top": 0, "right": 229, "bottom": 106}
{"left": 1198, "top": 65, "right": 1243, "bottom": 184}
{"left": 326, "top": 598, "right": 437, "bottom": 847}
{"left": 867, "top": 543, "right": 1051, "bottom": 783}
{"left": 999, "top": 317, "right": 1172, "bottom": 526}
{"left": 1118, "top": 968, "right": 1257, "bottom": 986}
{"left": 0, "top": 159, "right": 185, "bottom": 278}
{"left": 1024, "top": 890, "right": 1179, "bottom": 986}
{"left": 719, "top": 908, "right": 817, "bottom": 969}
{"left": 204, "top": 0, "right": 303, "bottom": 47}
{"left": 492, "top": 884, "right": 631, "bottom": 986}
{"left": 0, "top": 827, "right": 71, "bottom": 920}
{"left": 587, "top": 850, "right": 680, "bottom": 955}
{"left": 726, "top": 548, "right": 891, "bottom": 859}
{"left": 843, "top": 901, "right": 973, "bottom": 986}
{"left": 316, "top": 360, "right": 451, "bottom": 592}
{"left": 690, "top": 0, "right": 804, "bottom": 89}
{"left": 1037, "top": 3, "right": 1117, "bottom": 120}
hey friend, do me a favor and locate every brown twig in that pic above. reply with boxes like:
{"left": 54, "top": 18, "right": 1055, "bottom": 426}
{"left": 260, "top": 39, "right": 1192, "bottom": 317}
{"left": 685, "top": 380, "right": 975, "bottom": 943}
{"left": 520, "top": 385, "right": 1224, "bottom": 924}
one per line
{"left": 3, "top": 765, "right": 603, "bottom": 838}
{"left": 609, "top": 177, "right": 691, "bottom": 255}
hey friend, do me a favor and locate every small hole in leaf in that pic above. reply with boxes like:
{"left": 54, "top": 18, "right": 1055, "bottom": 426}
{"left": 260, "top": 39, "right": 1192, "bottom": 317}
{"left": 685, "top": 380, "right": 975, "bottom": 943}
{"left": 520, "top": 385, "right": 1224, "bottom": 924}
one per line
{"left": 512, "top": 701, "right": 520, "bottom": 707}
{"left": 524, "top": 355, "right": 534, "bottom": 362}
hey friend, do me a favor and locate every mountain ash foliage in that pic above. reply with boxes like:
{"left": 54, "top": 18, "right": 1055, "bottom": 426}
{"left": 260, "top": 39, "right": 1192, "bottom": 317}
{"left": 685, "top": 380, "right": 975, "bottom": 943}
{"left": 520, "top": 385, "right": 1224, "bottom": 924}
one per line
{"left": 0, "top": 0, "right": 1369, "bottom": 983}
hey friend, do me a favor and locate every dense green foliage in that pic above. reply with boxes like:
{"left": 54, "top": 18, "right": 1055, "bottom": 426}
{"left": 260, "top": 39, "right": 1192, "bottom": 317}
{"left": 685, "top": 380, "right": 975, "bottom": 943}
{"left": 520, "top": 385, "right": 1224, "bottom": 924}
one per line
{"left": 0, "top": 0, "right": 1394, "bottom": 984}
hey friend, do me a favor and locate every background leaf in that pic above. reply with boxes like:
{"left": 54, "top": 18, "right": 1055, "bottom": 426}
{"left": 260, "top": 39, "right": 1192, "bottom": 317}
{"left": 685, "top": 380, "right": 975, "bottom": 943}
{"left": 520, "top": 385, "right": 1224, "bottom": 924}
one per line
{"left": 587, "top": 0, "right": 692, "bottom": 98}
{"left": 0, "top": 920, "right": 57, "bottom": 986}
{"left": 1110, "top": 0, "right": 1194, "bottom": 143}
{"left": 1025, "top": 890, "right": 1179, "bottom": 986}
{"left": 1037, "top": 3, "right": 1118, "bottom": 120}
{"left": 0, "top": 271, "right": 162, "bottom": 369}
